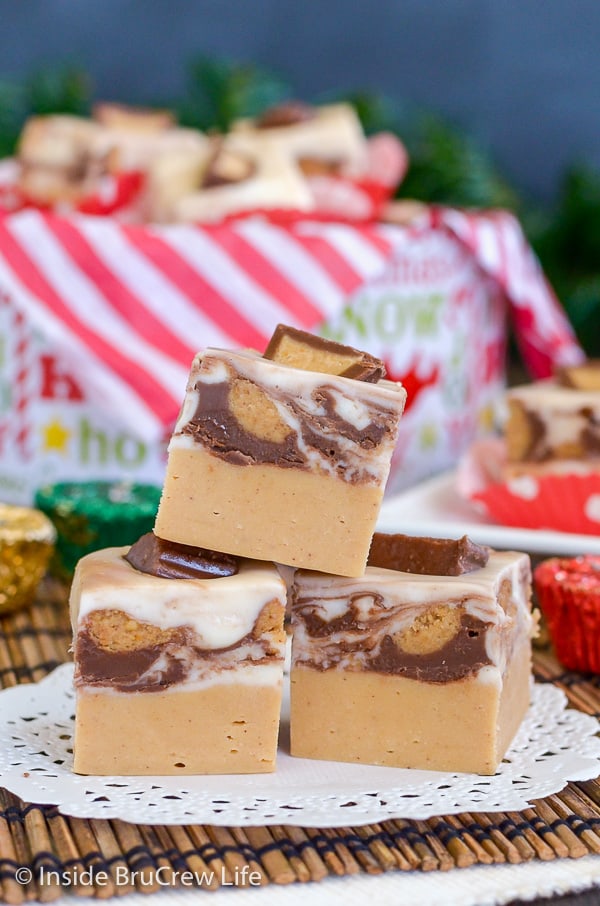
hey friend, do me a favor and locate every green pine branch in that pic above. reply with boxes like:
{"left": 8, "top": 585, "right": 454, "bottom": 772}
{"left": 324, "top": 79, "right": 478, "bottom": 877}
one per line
{"left": 177, "top": 57, "right": 289, "bottom": 132}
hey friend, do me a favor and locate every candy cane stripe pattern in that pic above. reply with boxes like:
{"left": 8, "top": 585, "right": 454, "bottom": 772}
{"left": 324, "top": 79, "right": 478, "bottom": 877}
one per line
{"left": 13, "top": 309, "right": 31, "bottom": 456}
{"left": 0, "top": 206, "right": 582, "bottom": 443}
{"left": 0, "top": 289, "right": 34, "bottom": 460}
{"left": 439, "top": 207, "right": 584, "bottom": 376}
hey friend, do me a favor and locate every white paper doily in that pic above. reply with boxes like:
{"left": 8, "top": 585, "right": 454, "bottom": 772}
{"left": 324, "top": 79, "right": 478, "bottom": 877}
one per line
{"left": 0, "top": 664, "right": 599, "bottom": 827}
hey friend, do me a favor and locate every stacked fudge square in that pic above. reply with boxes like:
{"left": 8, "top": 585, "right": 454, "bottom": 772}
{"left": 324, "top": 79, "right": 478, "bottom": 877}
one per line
{"left": 292, "top": 533, "right": 533, "bottom": 774}
{"left": 504, "top": 361, "right": 600, "bottom": 478}
{"left": 70, "top": 324, "right": 534, "bottom": 777}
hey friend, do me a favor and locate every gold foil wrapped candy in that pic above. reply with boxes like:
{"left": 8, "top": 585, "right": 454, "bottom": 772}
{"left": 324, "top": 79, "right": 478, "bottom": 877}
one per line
{"left": 0, "top": 504, "right": 56, "bottom": 614}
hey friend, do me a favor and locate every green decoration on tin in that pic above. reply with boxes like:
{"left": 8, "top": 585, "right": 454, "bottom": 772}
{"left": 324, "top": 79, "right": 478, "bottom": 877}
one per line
{"left": 34, "top": 481, "right": 162, "bottom": 580}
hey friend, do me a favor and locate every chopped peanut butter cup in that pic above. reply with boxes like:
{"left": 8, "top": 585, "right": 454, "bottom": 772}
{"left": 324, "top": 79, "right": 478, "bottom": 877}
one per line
{"left": 368, "top": 532, "right": 489, "bottom": 576}
{"left": 263, "top": 323, "right": 386, "bottom": 383}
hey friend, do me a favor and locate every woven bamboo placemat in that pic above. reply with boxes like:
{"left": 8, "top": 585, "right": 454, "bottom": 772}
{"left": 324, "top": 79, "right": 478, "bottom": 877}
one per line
{"left": 0, "top": 581, "right": 599, "bottom": 903}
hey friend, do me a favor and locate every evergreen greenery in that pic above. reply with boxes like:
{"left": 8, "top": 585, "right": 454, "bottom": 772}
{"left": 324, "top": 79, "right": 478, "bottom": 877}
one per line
{"left": 0, "top": 59, "right": 597, "bottom": 356}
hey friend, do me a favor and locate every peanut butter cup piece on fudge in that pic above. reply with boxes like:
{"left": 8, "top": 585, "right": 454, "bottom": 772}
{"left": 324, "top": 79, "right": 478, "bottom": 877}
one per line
{"left": 124, "top": 531, "right": 239, "bottom": 579}
{"left": 154, "top": 326, "right": 406, "bottom": 577}
{"left": 70, "top": 539, "right": 286, "bottom": 775}
{"left": 264, "top": 323, "right": 386, "bottom": 382}
{"left": 368, "top": 531, "right": 489, "bottom": 576}
{"left": 290, "top": 533, "right": 534, "bottom": 774}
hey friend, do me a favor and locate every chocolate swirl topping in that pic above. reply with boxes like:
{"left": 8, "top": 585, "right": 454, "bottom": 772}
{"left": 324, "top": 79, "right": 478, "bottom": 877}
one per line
{"left": 182, "top": 380, "right": 392, "bottom": 473}
{"left": 367, "top": 614, "right": 491, "bottom": 682}
{"left": 75, "top": 624, "right": 276, "bottom": 693}
{"left": 294, "top": 598, "right": 492, "bottom": 684}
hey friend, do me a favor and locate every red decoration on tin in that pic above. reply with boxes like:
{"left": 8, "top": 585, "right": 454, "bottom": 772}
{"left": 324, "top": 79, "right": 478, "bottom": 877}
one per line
{"left": 534, "top": 556, "right": 600, "bottom": 673}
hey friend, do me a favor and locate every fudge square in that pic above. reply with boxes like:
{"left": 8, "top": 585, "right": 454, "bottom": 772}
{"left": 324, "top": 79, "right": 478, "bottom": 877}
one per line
{"left": 290, "top": 533, "right": 534, "bottom": 775}
{"left": 70, "top": 534, "right": 286, "bottom": 775}
{"left": 505, "top": 363, "right": 600, "bottom": 476}
{"left": 154, "top": 326, "right": 406, "bottom": 578}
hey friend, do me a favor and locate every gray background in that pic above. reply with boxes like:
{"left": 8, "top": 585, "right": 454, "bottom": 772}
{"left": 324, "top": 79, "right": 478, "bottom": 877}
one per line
{"left": 1, "top": 0, "right": 599, "bottom": 202}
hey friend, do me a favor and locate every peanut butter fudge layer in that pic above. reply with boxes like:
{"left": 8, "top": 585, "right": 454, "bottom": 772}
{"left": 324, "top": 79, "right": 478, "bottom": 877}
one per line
{"left": 290, "top": 544, "right": 533, "bottom": 774}
{"left": 155, "top": 342, "right": 406, "bottom": 577}
{"left": 505, "top": 370, "right": 600, "bottom": 475}
{"left": 70, "top": 539, "right": 286, "bottom": 775}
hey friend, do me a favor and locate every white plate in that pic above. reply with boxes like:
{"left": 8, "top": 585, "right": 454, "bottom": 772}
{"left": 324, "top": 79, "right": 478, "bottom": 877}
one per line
{"left": 1, "top": 664, "right": 599, "bottom": 827}
{"left": 378, "top": 471, "right": 600, "bottom": 556}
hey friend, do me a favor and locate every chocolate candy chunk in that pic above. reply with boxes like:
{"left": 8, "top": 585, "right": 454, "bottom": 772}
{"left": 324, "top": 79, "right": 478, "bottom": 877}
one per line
{"left": 125, "top": 532, "right": 239, "bottom": 579}
{"left": 263, "top": 324, "right": 386, "bottom": 383}
{"left": 555, "top": 361, "right": 600, "bottom": 391}
{"left": 368, "top": 532, "right": 489, "bottom": 576}
{"left": 256, "top": 101, "right": 315, "bottom": 129}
